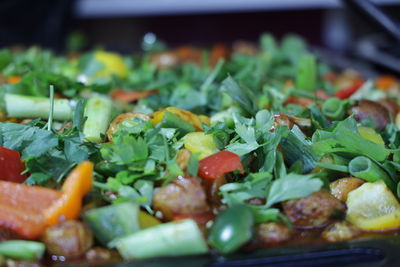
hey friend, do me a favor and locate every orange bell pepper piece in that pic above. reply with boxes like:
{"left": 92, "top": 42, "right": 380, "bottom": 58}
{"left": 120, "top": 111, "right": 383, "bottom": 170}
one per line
{"left": 376, "top": 75, "right": 397, "bottom": 91}
{"left": 0, "top": 161, "right": 93, "bottom": 239}
{"left": 44, "top": 161, "right": 94, "bottom": 226}
{"left": 110, "top": 89, "right": 157, "bottom": 103}
{"left": 6, "top": 75, "right": 21, "bottom": 84}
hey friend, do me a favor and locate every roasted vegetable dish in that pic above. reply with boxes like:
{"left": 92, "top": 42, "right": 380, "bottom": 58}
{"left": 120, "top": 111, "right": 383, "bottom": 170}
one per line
{"left": 1, "top": 33, "right": 400, "bottom": 265}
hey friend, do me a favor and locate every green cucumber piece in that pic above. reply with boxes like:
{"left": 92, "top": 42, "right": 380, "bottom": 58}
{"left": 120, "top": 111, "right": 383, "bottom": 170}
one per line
{"left": 116, "top": 219, "right": 208, "bottom": 260}
{"left": 83, "top": 202, "right": 140, "bottom": 247}
{"left": 0, "top": 240, "right": 45, "bottom": 260}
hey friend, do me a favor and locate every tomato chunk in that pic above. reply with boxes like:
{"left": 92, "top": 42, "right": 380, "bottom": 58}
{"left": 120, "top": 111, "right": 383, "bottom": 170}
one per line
{"left": 198, "top": 151, "right": 243, "bottom": 179}
{"left": 334, "top": 80, "right": 364, "bottom": 99}
{"left": 0, "top": 146, "right": 28, "bottom": 183}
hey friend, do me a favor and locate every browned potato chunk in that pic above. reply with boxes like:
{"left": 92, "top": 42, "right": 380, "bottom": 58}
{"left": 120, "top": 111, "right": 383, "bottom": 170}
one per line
{"left": 282, "top": 190, "right": 346, "bottom": 228}
{"left": 42, "top": 220, "right": 93, "bottom": 258}
{"left": 106, "top": 113, "right": 150, "bottom": 141}
{"left": 176, "top": 149, "right": 192, "bottom": 171}
{"left": 257, "top": 222, "right": 291, "bottom": 244}
{"left": 153, "top": 176, "right": 210, "bottom": 220}
{"left": 322, "top": 221, "right": 361, "bottom": 242}
{"left": 330, "top": 177, "right": 365, "bottom": 202}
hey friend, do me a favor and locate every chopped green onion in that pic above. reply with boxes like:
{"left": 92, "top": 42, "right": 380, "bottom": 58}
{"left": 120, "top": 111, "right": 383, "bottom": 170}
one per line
{"left": 83, "top": 97, "right": 113, "bottom": 143}
{"left": 295, "top": 54, "right": 316, "bottom": 91}
{"left": 47, "top": 85, "right": 55, "bottom": 131}
{"left": 349, "top": 156, "right": 396, "bottom": 192}
{"left": 115, "top": 219, "right": 208, "bottom": 260}
{"left": 0, "top": 240, "right": 45, "bottom": 260}
{"left": 5, "top": 93, "right": 72, "bottom": 120}
{"left": 322, "top": 97, "right": 345, "bottom": 120}
{"left": 200, "top": 59, "right": 224, "bottom": 92}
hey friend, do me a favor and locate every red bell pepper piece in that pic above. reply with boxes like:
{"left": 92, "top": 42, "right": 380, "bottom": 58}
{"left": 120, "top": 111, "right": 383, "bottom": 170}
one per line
{"left": 0, "top": 182, "right": 61, "bottom": 239}
{"left": 0, "top": 146, "right": 28, "bottom": 183}
{"left": 334, "top": 80, "right": 364, "bottom": 99}
{"left": 0, "top": 161, "right": 93, "bottom": 239}
{"left": 198, "top": 151, "right": 243, "bottom": 179}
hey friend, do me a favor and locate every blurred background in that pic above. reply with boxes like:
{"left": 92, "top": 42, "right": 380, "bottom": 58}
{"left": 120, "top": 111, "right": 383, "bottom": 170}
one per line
{"left": 0, "top": 0, "right": 399, "bottom": 72}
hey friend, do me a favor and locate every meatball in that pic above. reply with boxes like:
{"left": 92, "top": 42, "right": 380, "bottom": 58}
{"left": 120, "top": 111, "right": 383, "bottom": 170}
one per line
{"left": 85, "top": 247, "right": 121, "bottom": 264}
{"left": 322, "top": 221, "right": 361, "bottom": 242}
{"left": 42, "top": 220, "right": 93, "bottom": 258}
{"left": 282, "top": 190, "right": 346, "bottom": 228}
{"left": 330, "top": 178, "right": 365, "bottom": 202}
{"left": 153, "top": 176, "right": 210, "bottom": 220}
{"left": 257, "top": 222, "right": 291, "bottom": 245}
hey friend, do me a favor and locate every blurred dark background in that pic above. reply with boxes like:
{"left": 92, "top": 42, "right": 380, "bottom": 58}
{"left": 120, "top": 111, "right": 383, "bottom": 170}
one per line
{"left": 0, "top": 0, "right": 399, "bottom": 72}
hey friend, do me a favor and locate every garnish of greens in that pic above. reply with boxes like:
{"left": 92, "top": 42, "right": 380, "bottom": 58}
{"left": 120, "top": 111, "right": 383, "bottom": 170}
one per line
{"left": 0, "top": 32, "right": 400, "bottom": 262}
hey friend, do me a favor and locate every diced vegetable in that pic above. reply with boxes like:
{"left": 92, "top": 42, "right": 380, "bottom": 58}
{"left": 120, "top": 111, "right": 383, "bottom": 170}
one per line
{"left": 0, "top": 146, "right": 27, "bottom": 183}
{"left": 184, "top": 132, "right": 218, "bottom": 160}
{"left": 198, "top": 151, "right": 243, "bottom": 179}
{"left": 348, "top": 156, "right": 395, "bottom": 192}
{"left": 5, "top": 93, "right": 72, "bottom": 120}
{"left": 334, "top": 80, "right": 364, "bottom": 99}
{"left": 357, "top": 126, "right": 385, "bottom": 146}
{"left": 115, "top": 219, "right": 208, "bottom": 260}
{"left": 6, "top": 75, "right": 21, "bottom": 84}
{"left": 150, "top": 107, "right": 206, "bottom": 131}
{"left": 0, "top": 240, "right": 45, "bottom": 260}
{"left": 295, "top": 55, "right": 316, "bottom": 91}
{"left": 0, "top": 181, "right": 61, "bottom": 239}
{"left": 94, "top": 50, "right": 129, "bottom": 78}
{"left": 83, "top": 97, "right": 113, "bottom": 143}
{"left": 156, "top": 111, "right": 196, "bottom": 138}
{"left": 346, "top": 181, "right": 400, "bottom": 230}
{"left": 44, "top": 161, "right": 94, "bottom": 226}
{"left": 375, "top": 75, "right": 396, "bottom": 90}
{"left": 138, "top": 211, "right": 161, "bottom": 229}
{"left": 0, "top": 162, "right": 93, "bottom": 239}
{"left": 110, "top": 89, "right": 156, "bottom": 103}
{"left": 322, "top": 97, "right": 345, "bottom": 120}
{"left": 84, "top": 202, "right": 141, "bottom": 246}
{"left": 208, "top": 204, "right": 254, "bottom": 254}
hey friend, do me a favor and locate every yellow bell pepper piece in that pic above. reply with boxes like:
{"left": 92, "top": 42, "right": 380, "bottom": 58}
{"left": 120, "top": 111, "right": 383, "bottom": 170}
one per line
{"left": 346, "top": 180, "right": 400, "bottom": 230}
{"left": 184, "top": 132, "right": 218, "bottom": 160}
{"left": 94, "top": 51, "right": 129, "bottom": 78}
{"left": 138, "top": 211, "right": 161, "bottom": 229}
{"left": 150, "top": 107, "right": 209, "bottom": 131}
{"left": 357, "top": 126, "right": 385, "bottom": 146}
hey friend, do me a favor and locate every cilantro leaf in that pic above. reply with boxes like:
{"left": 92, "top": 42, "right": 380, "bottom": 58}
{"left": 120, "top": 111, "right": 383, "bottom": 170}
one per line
{"left": 266, "top": 173, "right": 323, "bottom": 207}
{"left": 101, "top": 135, "right": 148, "bottom": 164}
{"left": 0, "top": 123, "right": 58, "bottom": 159}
